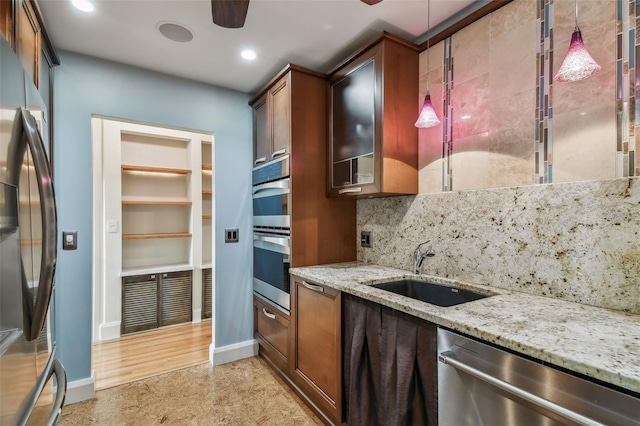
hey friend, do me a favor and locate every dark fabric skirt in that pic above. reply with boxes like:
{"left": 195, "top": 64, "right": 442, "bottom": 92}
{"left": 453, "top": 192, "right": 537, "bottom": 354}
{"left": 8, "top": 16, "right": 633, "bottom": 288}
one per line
{"left": 343, "top": 294, "right": 438, "bottom": 426}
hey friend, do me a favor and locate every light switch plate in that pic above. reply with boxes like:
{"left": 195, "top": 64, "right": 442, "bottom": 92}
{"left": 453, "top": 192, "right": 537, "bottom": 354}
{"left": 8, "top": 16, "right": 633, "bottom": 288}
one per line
{"left": 225, "top": 228, "right": 239, "bottom": 243}
{"left": 63, "top": 231, "right": 78, "bottom": 250}
{"left": 107, "top": 220, "right": 118, "bottom": 233}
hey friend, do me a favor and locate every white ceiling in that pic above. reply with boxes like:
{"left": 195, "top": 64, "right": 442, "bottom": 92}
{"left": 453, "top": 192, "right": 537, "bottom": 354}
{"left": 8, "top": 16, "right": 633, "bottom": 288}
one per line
{"left": 38, "top": 0, "right": 476, "bottom": 94}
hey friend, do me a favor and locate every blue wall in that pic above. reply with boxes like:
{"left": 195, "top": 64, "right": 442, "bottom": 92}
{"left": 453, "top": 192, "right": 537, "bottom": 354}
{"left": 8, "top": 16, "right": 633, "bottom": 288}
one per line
{"left": 53, "top": 51, "right": 253, "bottom": 383}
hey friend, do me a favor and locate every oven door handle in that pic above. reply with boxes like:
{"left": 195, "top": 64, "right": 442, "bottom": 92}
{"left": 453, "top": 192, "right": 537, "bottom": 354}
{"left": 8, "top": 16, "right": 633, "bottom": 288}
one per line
{"left": 438, "top": 351, "right": 605, "bottom": 426}
{"left": 252, "top": 179, "right": 290, "bottom": 196}
{"left": 253, "top": 234, "right": 291, "bottom": 255}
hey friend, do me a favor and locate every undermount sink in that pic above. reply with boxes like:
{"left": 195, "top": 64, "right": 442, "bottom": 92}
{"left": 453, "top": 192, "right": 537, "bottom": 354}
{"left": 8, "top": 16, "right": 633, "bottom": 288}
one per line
{"left": 370, "top": 279, "right": 490, "bottom": 307}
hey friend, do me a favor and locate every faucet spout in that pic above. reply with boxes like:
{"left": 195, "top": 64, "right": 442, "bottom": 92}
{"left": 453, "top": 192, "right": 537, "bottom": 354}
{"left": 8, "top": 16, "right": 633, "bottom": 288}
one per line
{"left": 414, "top": 241, "right": 435, "bottom": 274}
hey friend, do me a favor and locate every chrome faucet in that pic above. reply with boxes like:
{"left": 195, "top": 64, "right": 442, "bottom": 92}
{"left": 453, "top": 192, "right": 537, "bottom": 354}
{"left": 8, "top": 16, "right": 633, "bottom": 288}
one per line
{"left": 414, "top": 241, "right": 435, "bottom": 274}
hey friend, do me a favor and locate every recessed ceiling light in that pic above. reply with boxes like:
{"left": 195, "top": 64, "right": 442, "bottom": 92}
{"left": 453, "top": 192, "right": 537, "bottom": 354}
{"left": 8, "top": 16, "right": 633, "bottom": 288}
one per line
{"left": 71, "top": 0, "right": 94, "bottom": 12}
{"left": 241, "top": 49, "right": 257, "bottom": 61}
{"left": 157, "top": 22, "right": 194, "bottom": 43}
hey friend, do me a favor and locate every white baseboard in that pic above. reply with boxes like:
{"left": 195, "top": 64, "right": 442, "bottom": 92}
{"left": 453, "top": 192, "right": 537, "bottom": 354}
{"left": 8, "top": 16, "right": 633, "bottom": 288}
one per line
{"left": 192, "top": 309, "right": 202, "bottom": 323}
{"left": 210, "top": 340, "right": 258, "bottom": 366}
{"left": 98, "top": 321, "right": 120, "bottom": 341}
{"left": 64, "top": 370, "right": 95, "bottom": 405}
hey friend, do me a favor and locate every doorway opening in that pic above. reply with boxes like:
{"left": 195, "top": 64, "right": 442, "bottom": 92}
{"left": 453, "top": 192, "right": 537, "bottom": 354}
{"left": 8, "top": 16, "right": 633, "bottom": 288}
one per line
{"left": 91, "top": 116, "right": 215, "bottom": 389}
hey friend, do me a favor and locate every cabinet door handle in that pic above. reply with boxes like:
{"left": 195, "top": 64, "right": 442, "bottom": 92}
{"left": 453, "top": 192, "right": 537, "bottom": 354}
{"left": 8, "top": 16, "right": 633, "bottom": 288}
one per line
{"left": 338, "top": 187, "right": 362, "bottom": 195}
{"left": 262, "top": 308, "right": 276, "bottom": 320}
{"left": 254, "top": 157, "right": 267, "bottom": 165}
{"left": 271, "top": 148, "right": 287, "bottom": 158}
{"left": 302, "top": 281, "right": 324, "bottom": 293}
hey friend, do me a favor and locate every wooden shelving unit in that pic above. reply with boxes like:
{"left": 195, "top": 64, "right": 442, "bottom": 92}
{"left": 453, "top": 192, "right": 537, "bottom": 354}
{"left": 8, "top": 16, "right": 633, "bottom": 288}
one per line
{"left": 202, "top": 215, "right": 213, "bottom": 220}
{"left": 122, "top": 200, "right": 192, "bottom": 206}
{"left": 122, "top": 233, "right": 192, "bottom": 240}
{"left": 121, "top": 165, "right": 192, "bottom": 175}
{"left": 202, "top": 190, "right": 212, "bottom": 195}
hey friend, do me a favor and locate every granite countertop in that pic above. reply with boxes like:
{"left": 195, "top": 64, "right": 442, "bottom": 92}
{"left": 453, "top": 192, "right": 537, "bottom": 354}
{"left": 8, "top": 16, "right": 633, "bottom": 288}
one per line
{"left": 289, "top": 262, "right": 640, "bottom": 395}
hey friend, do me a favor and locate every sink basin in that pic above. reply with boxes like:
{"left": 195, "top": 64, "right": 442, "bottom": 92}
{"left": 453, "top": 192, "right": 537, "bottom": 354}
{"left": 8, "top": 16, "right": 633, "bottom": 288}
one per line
{"left": 371, "top": 279, "right": 490, "bottom": 307}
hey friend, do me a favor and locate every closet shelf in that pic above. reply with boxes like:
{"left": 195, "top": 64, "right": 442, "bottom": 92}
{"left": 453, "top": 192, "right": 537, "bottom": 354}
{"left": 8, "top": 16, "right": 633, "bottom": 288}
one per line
{"left": 202, "top": 215, "right": 213, "bottom": 220}
{"left": 122, "top": 165, "right": 192, "bottom": 175}
{"left": 122, "top": 200, "right": 192, "bottom": 206}
{"left": 202, "top": 190, "right": 212, "bottom": 195}
{"left": 122, "top": 233, "right": 192, "bottom": 240}
{"left": 202, "top": 164, "right": 212, "bottom": 171}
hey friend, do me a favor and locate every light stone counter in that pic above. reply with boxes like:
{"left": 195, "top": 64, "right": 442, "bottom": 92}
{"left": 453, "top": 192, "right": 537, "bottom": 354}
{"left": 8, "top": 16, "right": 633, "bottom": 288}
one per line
{"left": 289, "top": 262, "right": 640, "bottom": 395}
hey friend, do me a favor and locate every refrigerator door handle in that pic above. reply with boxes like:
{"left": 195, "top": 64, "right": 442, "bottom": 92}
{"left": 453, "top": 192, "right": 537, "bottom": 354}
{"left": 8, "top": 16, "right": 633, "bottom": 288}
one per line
{"left": 45, "top": 359, "right": 67, "bottom": 426}
{"left": 20, "top": 108, "right": 58, "bottom": 342}
{"left": 17, "top": 357, "right": 67, "bottom": 426}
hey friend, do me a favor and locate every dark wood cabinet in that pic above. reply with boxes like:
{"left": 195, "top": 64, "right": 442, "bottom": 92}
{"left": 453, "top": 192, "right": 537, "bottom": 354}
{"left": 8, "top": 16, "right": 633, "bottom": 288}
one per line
{"left": 17, "top": 0, "right": 39, "bottom": 87}
{"left": 252, "top": 94, "right": 269, "bottom": 165}
{"left": 251, "top": 72, "right": 291, "bottom": 166}
{"left": 290, "top": 276, "right": 342, "bottom": 425}
{"left": 254, "top": 294, "right": 290, "bottom": 374}
{"left": 328, "top": 32, "right": 419, "bottom": 198}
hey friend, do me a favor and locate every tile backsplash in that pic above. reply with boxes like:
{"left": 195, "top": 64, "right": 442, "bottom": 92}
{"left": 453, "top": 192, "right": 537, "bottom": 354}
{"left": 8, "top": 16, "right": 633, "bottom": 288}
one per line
{"left": 357, "top": 177, "right": 640, "bottom": 314}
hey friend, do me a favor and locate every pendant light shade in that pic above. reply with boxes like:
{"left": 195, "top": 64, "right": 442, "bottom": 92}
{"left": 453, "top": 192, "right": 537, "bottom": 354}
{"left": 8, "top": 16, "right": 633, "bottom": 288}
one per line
{"left": 415, "top": 0, "right": 440, "bottom": 129}
{"left": 554, "top": 0, "right": 601, "bottom": 83}
{"left": 415, "top": 92, "right": 440, "bottom": 128}
{"left": 554, "top": 29, "right": 601, "bottom": 82}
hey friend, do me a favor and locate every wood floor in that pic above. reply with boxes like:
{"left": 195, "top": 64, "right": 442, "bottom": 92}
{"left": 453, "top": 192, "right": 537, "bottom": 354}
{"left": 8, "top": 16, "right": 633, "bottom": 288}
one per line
{"left": 93, "top": 320, "right": 212, "bottom": 390}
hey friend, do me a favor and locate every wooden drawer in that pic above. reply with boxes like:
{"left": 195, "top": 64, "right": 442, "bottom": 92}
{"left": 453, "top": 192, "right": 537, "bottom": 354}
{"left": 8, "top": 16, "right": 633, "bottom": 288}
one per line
{"left": 254, "top": 295, "right": 290, "bottom": 374}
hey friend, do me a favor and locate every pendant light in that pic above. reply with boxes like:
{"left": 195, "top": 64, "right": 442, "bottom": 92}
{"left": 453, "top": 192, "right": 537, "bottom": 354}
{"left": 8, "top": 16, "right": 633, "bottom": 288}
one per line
{"left": 415, "top": 0, "right": 440, "bottom": 128}
{"left": 553, "top": 0, "right": 601, "bottom": 83}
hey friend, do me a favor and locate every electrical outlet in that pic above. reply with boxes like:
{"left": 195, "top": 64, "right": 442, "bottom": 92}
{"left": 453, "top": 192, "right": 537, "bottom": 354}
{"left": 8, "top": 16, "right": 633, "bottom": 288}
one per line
{"left": 361, "top": 231, "right": 372, "bottom": 248}
{"left": 225, "top": 228, "right": 239, "bottom": 243}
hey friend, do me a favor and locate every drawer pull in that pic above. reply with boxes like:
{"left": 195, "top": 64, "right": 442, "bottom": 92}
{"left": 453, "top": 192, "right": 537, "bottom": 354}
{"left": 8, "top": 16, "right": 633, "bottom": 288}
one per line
{"left": 254, "top": 157, "right": 267, "bottom": 165}
{"left": 338, "top": 187, "right": 362, "bottom": 195}
{"left": 271, "top": 148, "right": 287, "bottom": 158}
{"left": 302, "top": 281, "right": 324, "bottom": 293}
{"left": 262, "top": 308, "right": 276, "bottom": 320}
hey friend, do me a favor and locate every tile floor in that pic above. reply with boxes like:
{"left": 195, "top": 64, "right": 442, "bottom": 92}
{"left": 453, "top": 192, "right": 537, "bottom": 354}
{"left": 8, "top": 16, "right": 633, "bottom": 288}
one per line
{"left": 59, "top": 356, "right": 322, "bottom": 425}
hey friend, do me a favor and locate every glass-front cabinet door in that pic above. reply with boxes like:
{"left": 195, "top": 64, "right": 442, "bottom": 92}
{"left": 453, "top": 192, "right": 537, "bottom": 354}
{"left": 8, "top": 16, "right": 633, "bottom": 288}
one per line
{"left": 329, "top": 43, "right": 381, "bottom": 197}
{"left": 331, "top": 58, "right": 375, "bottom": 189}
{"left": 328, "top": 33, "right": 418, "bottom": 198}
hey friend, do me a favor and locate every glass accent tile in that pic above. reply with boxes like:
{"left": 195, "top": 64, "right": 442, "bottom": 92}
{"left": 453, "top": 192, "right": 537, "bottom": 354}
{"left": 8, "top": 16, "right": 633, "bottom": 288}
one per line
{"left": 545, "top": 3, "right": 549, "bottom": 38}
{"left": 631, "top": 29, "right": 636, "bottom": 68}
{"left": 535, "top": 119, "right": 540, "bottom": 140}
{"left": 548, "top": 164, "right": 553, "bottom": 183}
{"left": 618, "top": 60, "right": 624, "bottom": 99}
{"left": 618, "top": 33, "right": 623, "bottom": 60}
{"left": 619, "top": 0, "right": 623, "bottom": 21}
{"left": 630, "top": 151, "right": 636, "bottom": 175}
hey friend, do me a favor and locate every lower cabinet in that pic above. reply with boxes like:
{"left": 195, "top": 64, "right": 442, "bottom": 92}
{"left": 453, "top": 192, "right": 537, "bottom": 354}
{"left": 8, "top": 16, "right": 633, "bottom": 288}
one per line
{"left": 254, "top": 294, "right": 290, "bottom": 374}
{"left": 254, "top": 277, "right": 437, "bottom": 425}
{"left": 290, "top": 277, "right": 342, "bottom": 425}
{"left": 121, "top": 270, "right": 192, "bottom": 335}
{"left": 342, "top": 293, "right": 438, "bottom": 425}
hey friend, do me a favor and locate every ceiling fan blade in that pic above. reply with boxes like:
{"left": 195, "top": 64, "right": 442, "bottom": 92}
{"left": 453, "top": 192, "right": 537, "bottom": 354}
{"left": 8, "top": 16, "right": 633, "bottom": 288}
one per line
{"left": 361, "top": 0, "right": 383, "bottom": 5}
{"left": 211, "top": 0, "right": 250, "bottom": 29}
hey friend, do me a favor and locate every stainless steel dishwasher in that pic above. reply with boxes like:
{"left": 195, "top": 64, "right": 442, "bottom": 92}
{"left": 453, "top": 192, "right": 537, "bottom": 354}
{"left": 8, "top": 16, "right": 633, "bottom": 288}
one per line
{"left": 437, "top": 328, "right": 640, "bottom": 425}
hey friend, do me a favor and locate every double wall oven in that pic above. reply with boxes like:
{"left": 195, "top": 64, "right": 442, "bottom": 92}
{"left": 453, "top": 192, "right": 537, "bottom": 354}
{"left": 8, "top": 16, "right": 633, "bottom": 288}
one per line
{"left": 252, "top": 156, "right": 291, "bottom": 311}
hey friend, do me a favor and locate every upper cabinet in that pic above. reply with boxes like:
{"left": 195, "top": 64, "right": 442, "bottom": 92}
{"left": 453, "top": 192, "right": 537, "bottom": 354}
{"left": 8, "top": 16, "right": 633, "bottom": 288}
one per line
{"left": 1, "top": 0, "right": 59, "bottom": 90}
{"left": 328, "top": 32, "right": 419, "bottom": 198}
{"left": 251, "top": 72, "right": 291, "bottom": 167}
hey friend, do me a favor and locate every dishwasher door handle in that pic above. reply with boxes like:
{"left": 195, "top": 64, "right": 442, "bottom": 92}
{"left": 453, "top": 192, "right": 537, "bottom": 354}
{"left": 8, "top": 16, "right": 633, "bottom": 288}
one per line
{"left": 438, "top": 351, "right": 605, "bottom": 426}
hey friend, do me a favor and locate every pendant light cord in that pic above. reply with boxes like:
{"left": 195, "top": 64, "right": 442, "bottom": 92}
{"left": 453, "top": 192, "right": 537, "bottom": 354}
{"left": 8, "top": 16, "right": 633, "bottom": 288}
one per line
{"left": 575, "top": 0, "right": 579, "bottom": 31}
{"left": 426, "top": 0, "right": 430, "bottom": 95}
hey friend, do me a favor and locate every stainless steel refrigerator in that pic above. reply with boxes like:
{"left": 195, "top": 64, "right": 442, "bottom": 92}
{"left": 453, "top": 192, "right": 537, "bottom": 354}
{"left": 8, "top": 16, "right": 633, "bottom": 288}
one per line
{"left": 0, "top": 36, "right": 66, "bottom": 425}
